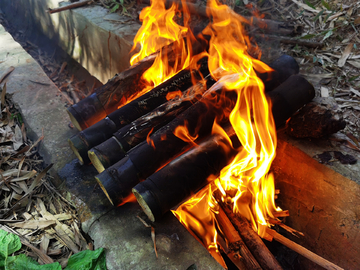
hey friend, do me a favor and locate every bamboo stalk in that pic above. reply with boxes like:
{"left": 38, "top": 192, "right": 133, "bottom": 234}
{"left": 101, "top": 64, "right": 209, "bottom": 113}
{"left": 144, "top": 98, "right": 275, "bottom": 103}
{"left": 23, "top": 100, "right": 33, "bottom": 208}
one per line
{"left": 47, "top": 0, "right": 93, "bottom": 14}
{"left": 266, "top": 229, "right": 344, "bottom": 270}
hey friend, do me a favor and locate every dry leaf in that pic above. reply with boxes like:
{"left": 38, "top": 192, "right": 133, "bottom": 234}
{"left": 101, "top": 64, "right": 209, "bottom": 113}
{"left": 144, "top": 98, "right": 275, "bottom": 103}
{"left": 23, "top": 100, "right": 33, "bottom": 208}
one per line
{"left": 10, "top": 220, "right": 56, "bottom": 229}
{"left": 348, "top": 60, "right": 360, "bottom": 68}
{"left": 338, "top": 43, "right": 353, "bottom": 67}
{"left": 354, "top": 17, "right": 360, "bottom": 25}
{"left": 320, "top": 86, "right": 329, "bottom": 97}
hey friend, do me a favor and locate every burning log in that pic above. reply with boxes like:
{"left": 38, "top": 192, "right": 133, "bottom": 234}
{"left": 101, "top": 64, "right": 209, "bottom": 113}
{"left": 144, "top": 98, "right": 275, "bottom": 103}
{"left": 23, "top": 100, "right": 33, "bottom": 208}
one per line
{"left": 66, "top": 54, "right": 157, "bottom": 131}
{"left": 88, "top": 78, "right": 213, "bottom": 173}
{"left": 69, "top": 58, "right": 209, "bottom": 164}
{"left": 74, "top": 54, "right": 299, "bottom": 167}
{"left": 97, "top": 74, "right": 314, "bottom": 206}
{"left": 67, "top": 37, "right": 207, "bottom": 131}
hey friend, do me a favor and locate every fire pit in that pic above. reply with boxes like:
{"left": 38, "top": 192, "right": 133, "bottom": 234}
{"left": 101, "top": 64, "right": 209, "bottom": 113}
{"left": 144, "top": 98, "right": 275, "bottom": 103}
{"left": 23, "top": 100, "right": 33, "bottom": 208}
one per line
{"left": 63, "top": 0, "right": 355, "bottom": 269}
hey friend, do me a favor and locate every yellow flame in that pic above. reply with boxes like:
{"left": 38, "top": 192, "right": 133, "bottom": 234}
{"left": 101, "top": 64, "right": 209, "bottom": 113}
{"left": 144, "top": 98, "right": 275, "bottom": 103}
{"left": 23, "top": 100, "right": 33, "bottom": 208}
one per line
{"left": 130, "top": 0, "right": 194, "bottom": 93}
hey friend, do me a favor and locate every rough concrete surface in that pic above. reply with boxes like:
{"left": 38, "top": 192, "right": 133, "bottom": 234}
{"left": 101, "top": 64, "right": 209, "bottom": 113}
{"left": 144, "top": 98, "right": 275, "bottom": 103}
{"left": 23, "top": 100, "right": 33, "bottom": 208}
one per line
{"left": 0, "top": 23, "right": 78, "bottom": 174}
{"left": 0, "top": 22, "right": 222, "bottom": 270}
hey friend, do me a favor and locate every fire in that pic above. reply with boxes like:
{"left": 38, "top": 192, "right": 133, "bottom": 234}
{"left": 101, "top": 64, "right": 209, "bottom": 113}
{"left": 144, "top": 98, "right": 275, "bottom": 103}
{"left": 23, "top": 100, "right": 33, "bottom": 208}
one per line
{"left": 130, "top": 0, "right": 194, "bottom": 94}
{"left": 173, "top": 0, "right": 280, "bottom": 251}
{"left": 133, "top": 0, "right": 281, "bottom": 263}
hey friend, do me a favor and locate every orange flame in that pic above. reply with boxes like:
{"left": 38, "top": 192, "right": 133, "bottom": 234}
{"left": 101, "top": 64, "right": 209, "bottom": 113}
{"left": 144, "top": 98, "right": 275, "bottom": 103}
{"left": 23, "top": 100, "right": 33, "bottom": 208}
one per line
{"left": 130, "top": 0, "right": 195, "bottom": 93}
{"left": 133, "top": 0, "right": 281, "bottom": 262}
{"left": 174, "top": 0, "right": 280, "bottom": 251}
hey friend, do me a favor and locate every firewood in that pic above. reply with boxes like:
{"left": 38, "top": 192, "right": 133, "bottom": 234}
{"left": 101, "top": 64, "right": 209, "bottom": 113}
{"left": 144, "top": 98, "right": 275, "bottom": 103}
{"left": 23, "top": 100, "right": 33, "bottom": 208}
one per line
{"left": 217, "top": 200, "right": 283, "bottom": 270}
{"left": 67, "top": 37, "right": 207, "bottom": 131}
{"left": 97, "top": 74, "right": 315, "bottom": 206}
{"left": 71, "top": 55, "right": 299, "bottom": 165}
{"left": 88, "top": 77, "right": 214, "bottom": 173}
{"left": 266, "top": 229, "right": 344, "bottom": 270}
{"left": 69, "top": 58, "right": 209, "bottom": 164}
{"left": 67, "top": 54, "right": 157, "bottom": 130}
{"left": 217, "top": 206, "right": 262, "bottom": 270}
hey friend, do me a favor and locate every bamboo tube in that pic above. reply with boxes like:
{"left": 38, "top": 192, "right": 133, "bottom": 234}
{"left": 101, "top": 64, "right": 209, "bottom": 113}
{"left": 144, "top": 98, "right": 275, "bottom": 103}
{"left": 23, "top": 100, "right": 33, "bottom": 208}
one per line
{"left": 69, "top": 58, "right": 209, "bottom": 164}
{"left": 266, "top": 229, "right": 344, "bottom": 270}
{"left": 79, "top": 55, "right": 299, "bottom": 167}
{"left": 88, "top": 78, "right": 213, "bottom": 173}
{"left": 67, "top": 54, "right": 157, "bottom": 130}
{"left": 98, "top": 74, "right": 314, "bottom": 206}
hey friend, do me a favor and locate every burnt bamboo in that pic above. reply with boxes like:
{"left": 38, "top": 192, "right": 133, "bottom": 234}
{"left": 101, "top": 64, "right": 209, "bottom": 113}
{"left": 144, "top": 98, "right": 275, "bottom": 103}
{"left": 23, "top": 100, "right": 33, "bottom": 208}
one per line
{"left": 97, "top": 74, "right": 315, "bottom": 206}
{"left": 67, "top": 37, "right": 207, "bottom": 131}
{"left": 88, "top": 78, "right": 213, "bottom": 173}
{"left": 81, "top": 55, "right": 299, "bottom": 168}
{"left": 69, "top": 58, "right": 209, "bottom": 164}
{"left": 66, "top": 54, "right": 157, "bottom": 130}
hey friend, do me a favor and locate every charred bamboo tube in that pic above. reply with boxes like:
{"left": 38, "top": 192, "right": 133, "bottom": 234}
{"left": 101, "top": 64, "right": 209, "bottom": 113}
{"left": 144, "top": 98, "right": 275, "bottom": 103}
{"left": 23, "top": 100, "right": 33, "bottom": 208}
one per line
{"left": 67, "top": 54, "right": 157, "bottom": 131}
{"left": 69, "top": 58, "right": 209, "bottom": 164}
{"left": 67, "top": 37, "right": 207, "bottom": 131}
{"left": 88, "top": 79, "right": 213, "bottom": 173}
{"left": 97, "top": 74, "right": 315, "bottom": 206}
{"left": 86, "top": 55, "right": 299, "bottom": 170}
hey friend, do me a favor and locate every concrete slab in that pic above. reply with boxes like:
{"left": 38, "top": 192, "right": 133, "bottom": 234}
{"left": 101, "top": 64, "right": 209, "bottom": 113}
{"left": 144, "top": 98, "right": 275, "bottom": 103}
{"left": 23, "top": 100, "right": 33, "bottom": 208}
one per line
{"left": 0, "top": 23, "right": 222, "bottom": 270}
{"left": 0, "top": 23, "right": 78, "bottom": 175}
{"left": 0, "top": 0, "right": 140, "bottom": 84}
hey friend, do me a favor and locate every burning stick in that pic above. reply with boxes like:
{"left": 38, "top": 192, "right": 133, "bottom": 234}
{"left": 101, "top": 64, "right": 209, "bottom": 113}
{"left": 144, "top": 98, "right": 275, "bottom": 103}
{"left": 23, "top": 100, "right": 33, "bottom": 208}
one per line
{"left": 88, "top": 78, "right": 213, "bottom": 173}
{"left": 69, "top": 59, "right": 209, "bottom": 164}
{"left": 217, "top": 205, "right": 262, "bottom": 270}
{"left": 266, "top": 229, "right": 344, "bottom": 270}
{"left": 217, "top": 198, "right": 283, "bottom": 270}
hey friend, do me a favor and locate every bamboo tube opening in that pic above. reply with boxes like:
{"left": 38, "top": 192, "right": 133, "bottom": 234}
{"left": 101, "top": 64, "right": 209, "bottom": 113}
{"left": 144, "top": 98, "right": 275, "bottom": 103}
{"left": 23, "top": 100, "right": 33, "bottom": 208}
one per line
{"left": 68, "top": 139, "right": 84, "bottom": 165}
{"left": 66, "top": 109, "right": 83, "bottom": 131}
{"left": 88, "top": 150, "right": 106, "bottom": 173}
{"left": 132, "top": 188, "right": 156, "bottom": 222}
{"left": 95, "top": 175, "right": 114, "bottom": 205}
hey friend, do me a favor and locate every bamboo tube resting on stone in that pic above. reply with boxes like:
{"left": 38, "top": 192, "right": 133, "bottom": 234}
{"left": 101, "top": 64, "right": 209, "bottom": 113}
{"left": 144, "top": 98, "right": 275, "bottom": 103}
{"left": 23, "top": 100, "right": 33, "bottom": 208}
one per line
{"left": 88, "top": 54, "right": 299, "bottom": 172}
{"left": 69, "top": 58, "right": 210, "bottom": 165}
{"left": 97, "top": 74, "right": 315, "bottom": 206}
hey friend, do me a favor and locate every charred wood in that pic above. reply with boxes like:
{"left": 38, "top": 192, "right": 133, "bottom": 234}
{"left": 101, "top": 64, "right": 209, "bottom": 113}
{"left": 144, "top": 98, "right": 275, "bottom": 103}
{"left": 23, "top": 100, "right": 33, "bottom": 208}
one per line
{"left": 72, "top": 55, "right": 299, "bottom": 166}
{"left": 97, "top": 74, "right": 315, "bottom": 206}
{"left": 217, "top": 196, "right": 283, "bottom": 270}
{"left": 88, "top": 78, "right": 213, "bottom": 173}
{"left": 69, "top": 58, "right": 209, "bottom": 164}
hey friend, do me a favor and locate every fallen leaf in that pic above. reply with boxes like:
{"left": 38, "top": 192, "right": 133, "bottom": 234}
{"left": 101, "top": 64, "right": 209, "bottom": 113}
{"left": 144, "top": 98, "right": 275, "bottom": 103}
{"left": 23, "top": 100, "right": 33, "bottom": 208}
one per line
{"left": 320, "top": 86, "right": 329, "bottom": 97}
{"left": 338, "top": 43, "right": 353, "bottom": 67}
{"left": 348, "top": 60, "right": 360, "bottom": 68}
